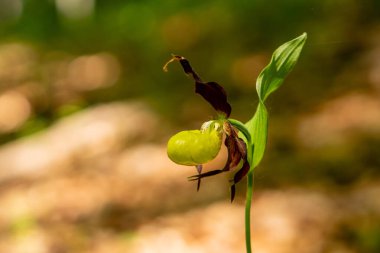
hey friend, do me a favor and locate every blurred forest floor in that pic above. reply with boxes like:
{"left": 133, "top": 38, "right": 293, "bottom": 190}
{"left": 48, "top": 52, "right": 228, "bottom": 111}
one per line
{"left": 0, "top": 101, "right": 379, "bottom": 253}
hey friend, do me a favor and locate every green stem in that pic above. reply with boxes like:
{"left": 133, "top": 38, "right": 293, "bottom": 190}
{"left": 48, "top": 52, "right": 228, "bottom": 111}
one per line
{"left": 228, "top": 118, "right": 252, "bottom": 143}
{"left": 245, "top": 171, "right": 254, "bottom": 253}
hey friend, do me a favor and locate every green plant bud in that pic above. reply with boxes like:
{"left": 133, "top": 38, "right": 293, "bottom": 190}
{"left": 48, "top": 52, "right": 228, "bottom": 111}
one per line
{"left": 167, "top": 121, "right": 223, "bottom": 166}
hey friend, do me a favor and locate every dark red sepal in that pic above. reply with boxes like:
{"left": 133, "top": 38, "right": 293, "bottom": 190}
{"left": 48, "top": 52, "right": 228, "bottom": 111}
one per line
{"left": 164, "top": 55, "right": 232, "bottom": 117}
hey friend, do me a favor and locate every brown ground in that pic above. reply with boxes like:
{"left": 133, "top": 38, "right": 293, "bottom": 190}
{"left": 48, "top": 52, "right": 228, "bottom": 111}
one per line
{"left": 0, "top": 102, "right": 379, "bottom": 253}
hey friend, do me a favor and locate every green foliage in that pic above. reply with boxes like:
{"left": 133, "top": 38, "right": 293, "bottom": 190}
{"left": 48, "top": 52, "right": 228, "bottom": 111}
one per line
{"left": 245, "top": 33, "right": 307, "bottom": 170}
{"left": 245, "top": 102, "right": 268, "bottom": 168}
{"left": 237, "top": 33, "right": 307, "bottom": 253}
{"left": 256, "top": 33, "right": 307, "bottom": 102}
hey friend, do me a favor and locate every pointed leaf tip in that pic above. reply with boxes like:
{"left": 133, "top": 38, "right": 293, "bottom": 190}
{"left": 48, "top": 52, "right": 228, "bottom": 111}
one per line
{"left": 246, "top": 34, "right": 306, "bottom": 171}
{"left": 256, "top": 33, "right": 307, "bottom": 102}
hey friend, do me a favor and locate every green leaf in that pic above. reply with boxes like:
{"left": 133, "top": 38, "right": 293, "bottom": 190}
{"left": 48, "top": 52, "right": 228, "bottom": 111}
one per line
{"left": 245, "top": 33, "right": 306, "bottom": 253}
{"left": 245, "top": 102, "right": 268, "bottom": 167}
{"left": 256, "top": 33, "right": 307, "bottom": 102}
{"left": 246, "top": 33, "right": 307, "bottom": 171}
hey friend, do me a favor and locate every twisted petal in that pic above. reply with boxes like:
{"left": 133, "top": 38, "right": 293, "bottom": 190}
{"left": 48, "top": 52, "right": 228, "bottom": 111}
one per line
{"left": 164, "top": 55, "right": 231, "bottom": 117}
{"left": 188, "top": 121, "right": 249, "bottom": 201}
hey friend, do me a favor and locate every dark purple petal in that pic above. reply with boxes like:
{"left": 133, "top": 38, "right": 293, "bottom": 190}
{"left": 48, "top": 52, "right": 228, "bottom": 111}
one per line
{"left": 195, "top": 164, "right": 202, "bottom": 191}
{"left": 188, "top": 169, "right": 227, "bottom": 181}
{"left": 223, "top": 121, "right": 247, "bottom": 170}
{"left": 195, "top": 81, "right": 231, "bottom": 118}
{"left": 164, "top": 55, "right": 232, "bottom": 117}
{"left": 224, "top": 121, "right": 249, "bottom": 202}
{"left": 164, "top": 56, "right": 250, "bottom": 200}
{"left": 230, "top": 160, "right": 250, "bottom": 202}
{"left": 188, "top": 122, "right": 250, "bottom": 201}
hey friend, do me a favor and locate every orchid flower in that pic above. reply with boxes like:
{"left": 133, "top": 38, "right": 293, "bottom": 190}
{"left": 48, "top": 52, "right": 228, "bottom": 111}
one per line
{"left": 164, "top": 33, "right": 307, "bottom": 210}
{"left": 164, "top": 33, "right": 307, "bottom": 253}
{"left": 164, "top": 55, "right": 249, "bottom": 202}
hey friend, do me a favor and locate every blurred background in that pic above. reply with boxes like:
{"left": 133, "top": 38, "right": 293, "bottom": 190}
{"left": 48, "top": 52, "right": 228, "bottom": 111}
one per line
{"left": 0, "top": 0, "right": 379, "bottom": 252}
